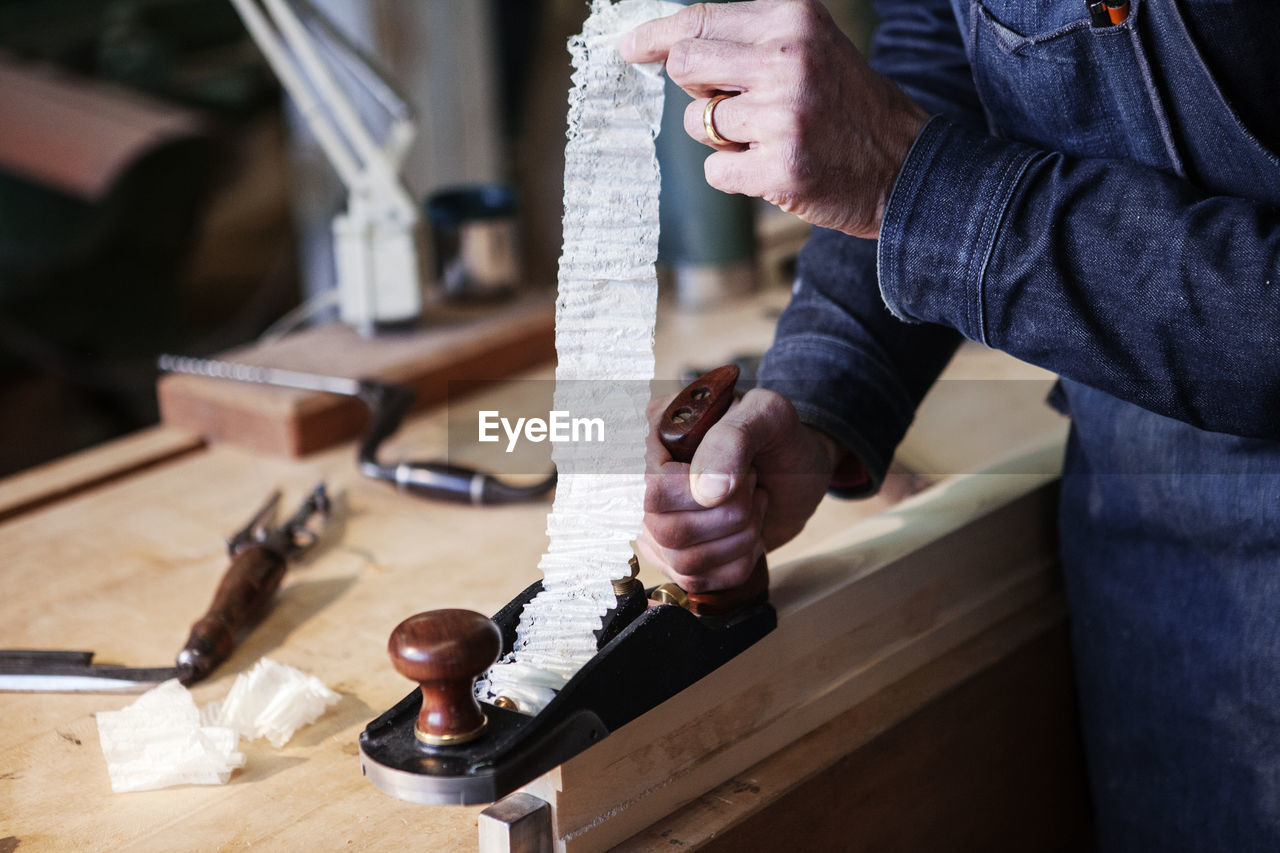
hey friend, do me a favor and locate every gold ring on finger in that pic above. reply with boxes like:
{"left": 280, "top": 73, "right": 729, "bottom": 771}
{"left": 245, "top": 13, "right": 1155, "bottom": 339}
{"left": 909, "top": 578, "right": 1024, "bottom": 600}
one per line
{"left": 703, "top": 94, "right": 736, "bottom": 146}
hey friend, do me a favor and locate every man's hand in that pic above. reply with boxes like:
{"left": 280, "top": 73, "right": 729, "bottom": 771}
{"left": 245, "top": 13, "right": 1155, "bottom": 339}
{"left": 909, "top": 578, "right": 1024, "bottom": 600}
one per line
{"left": 640, "top": 388, "right": 838, "bottom": 594}
{"left": 620, "top": 0, "right": 927, "bottom": 239}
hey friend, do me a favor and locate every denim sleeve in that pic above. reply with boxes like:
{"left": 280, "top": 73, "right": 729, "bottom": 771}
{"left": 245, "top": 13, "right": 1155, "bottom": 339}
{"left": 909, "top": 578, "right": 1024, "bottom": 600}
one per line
{"left": 878, "top": 116, "right": 1280, "bottom": 440}
{"left": 756, "top": 0, "right": 975, "bottom": 495}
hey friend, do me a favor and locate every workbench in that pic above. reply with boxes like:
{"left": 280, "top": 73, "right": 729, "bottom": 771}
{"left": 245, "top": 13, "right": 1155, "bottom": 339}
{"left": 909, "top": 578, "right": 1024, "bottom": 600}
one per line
{"left": 0, "top": 291, "right": 1088, "bottom": 851}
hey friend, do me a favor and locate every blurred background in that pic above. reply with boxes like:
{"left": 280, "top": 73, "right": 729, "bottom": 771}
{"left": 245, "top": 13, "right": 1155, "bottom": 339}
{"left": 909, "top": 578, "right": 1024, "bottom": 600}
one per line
{"left": 0, "top": 0, "right": 875, "bottom": 477}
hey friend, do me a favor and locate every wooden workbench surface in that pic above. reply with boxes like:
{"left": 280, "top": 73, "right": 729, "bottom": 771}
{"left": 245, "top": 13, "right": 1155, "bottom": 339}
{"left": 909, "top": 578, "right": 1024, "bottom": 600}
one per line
{"left": 0, "top": 292, "right": 1068, "bottom": 851}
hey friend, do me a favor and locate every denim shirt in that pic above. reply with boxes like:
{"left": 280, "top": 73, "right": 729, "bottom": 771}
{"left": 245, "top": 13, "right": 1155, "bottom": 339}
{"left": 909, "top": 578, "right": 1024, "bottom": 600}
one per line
{"left": 760, "top": 0, "right": 1280, "bottom": 485}
{"left": 757, "top": 1, "right": 1280, "bottom": 847}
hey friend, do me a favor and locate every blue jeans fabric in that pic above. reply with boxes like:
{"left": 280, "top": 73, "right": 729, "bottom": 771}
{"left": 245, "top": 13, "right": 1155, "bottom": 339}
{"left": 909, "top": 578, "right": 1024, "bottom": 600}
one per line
{"left": 756, "top": 0, "right": 1280, "bottom": 848}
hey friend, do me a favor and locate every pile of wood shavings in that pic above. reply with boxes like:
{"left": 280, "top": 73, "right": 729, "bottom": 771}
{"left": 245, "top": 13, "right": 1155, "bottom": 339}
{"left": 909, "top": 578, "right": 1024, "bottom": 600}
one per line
{"left": 203, "top": 658, "right": 340, "bottom": 748}
{"left": 96, "top": 658, "right": 339, "bottom": 793}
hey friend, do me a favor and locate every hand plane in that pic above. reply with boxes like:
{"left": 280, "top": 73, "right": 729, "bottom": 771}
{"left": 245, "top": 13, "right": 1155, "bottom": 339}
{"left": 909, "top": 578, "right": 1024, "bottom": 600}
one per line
{"left": 359, "top": 366, "right": 776, "bottom": 805}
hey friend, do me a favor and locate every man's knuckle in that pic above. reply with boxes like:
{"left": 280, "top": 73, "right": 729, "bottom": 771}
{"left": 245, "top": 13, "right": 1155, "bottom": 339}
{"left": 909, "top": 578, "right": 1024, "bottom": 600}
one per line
{"left": 741, "top": 389, "right": 796, "bottom": 438}
{"left": 667, "top": 40, "right": 696, "bottom": 79}
{"left": 704, "top": 154, "right": 739, "bottom": 190}
{"left": 668, "top": 550, "right": 700, "bottom": 577}
{"left": 716, "top": 420, "right": 754, "bottom": 456}
{"left": 772, "top": 109, "right": 802, "bottom": 143}
{"left": 685, "top": 3, "right": 712, "bottom": 38}
{"left": 785, "top": 0, "right": 826, "bottom": 35}
{"left": 760, "top": 389, "right": 797, "bottom": 421}
{"left": 760, "top": 38, "right": 800, "bottom": 78}
{"left": 724, "top": 502, "right": 752, "bottom": 532}
{"left": 770, "top": 1, "right": 796, "bottom": 29}
{"left": 653, "top": 518, "right": 693, "bottom": 549}
{"left": 677, "top": 573, "right": 711, "bottom": 594}
{"left": 644, "top": 488, "right": 666, "bottom": 513}
{"left": 768, "top": 189, "right": 801, "bottom": 215}
{"left": 768, "top": 177, "right": 798, "bottom": 209}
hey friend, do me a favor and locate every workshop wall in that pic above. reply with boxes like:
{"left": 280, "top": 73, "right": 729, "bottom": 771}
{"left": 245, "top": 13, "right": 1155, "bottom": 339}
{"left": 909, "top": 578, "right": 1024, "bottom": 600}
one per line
{"left": 0, "top": 0, "right": 293, "bottom": 475}
{"left": 0, "top": 0, "right": 872, "bottom": 478}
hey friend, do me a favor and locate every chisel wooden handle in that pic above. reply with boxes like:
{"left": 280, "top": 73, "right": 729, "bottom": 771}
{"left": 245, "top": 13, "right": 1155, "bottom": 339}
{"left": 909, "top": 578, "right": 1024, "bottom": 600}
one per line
{"left": 658, "top": 365, "right": 769, "bottom": 616}
{"left": 176, "top": 544, "right": 287, "bottom": 684}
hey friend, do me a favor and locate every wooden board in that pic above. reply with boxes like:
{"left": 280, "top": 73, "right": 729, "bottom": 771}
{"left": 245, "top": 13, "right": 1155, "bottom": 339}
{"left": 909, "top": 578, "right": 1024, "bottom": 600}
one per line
{"left": 0, "top": 425, "right": 203, "bottom": 523}
{"left": 0, "top": 399, "right": 540, "bottom": 852}
{"left": 0, "top": 369, "right": 917, "bottom": 851}
{"left": 157, "top": 293, "right": 556, "bottom": 457}
{"left": 1, "top": 293, "right": 1074, "bottom": 851}
{"left": 671, "top": 622, "right": 1090, "bottom": 852}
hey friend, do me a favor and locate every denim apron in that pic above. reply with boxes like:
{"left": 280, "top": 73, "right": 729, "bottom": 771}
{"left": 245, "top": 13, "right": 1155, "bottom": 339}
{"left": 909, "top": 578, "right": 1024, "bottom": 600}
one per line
{"left": 959, "top": 1, "right": 1280, "bottom": 847}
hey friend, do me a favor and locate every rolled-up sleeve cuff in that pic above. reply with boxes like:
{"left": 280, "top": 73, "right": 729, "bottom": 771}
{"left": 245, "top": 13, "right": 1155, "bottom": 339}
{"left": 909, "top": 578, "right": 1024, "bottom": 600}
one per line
{"left": 877, "top": 115, "right": 1039, "bottom": 343}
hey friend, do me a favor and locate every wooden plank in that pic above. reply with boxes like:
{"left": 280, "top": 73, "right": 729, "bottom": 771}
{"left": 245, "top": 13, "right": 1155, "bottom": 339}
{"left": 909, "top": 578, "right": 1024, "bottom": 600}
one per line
{"left": 0, "top": 291, "right": 1073, "bottom": 851}
{"left": 519, "top": 443, "right": 1065, "bottom": 852}
{"left": 0, "top": 425, "right": 204, "bottom": 523}
{"left": 0, "top": 366, "right": 897, "bottom": 852}
{"left": 670, "top": 621, "right": 1090, "bottom": 852}
{"left": 157, "top": 293, "right": 556, "bottom": 457}
{"left": 0, "top": 384, "right": 962, "bottom": 852}
{"left": 0, "top": 412, "right": 527, "bottom": 852}
{"left": 614, "top": 604, "right": 1083, "bottom": 851}
{"left": 553, "top": 574, "right": 1056, "bottom": 852}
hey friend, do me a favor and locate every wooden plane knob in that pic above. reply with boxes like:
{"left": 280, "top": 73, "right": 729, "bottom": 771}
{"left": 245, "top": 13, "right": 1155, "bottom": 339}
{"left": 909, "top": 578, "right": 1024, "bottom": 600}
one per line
{"left": 388, "top": 609, "right": 502, "bottom": 746}
{"left": 658, "top": 365, "right": 769, "bottom": 616}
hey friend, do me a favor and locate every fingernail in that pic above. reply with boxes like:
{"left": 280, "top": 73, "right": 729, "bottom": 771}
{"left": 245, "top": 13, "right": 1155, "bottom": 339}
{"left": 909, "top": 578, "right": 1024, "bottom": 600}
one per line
{"left": 619, "top": 31, "right": 635, "bottom": 57}
{"left": 691, "top": 472, "right": 732, "bottom": 504}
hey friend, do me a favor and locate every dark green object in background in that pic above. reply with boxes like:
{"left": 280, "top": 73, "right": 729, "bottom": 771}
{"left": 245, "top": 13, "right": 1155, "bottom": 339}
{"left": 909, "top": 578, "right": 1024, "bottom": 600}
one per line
{"left": 656, "top": 75, "right": 756, "bottom": 271}
{"left": 654, "top": 0, "right": 758, "bottom": 310}
{"left": 653, "top": 0, "right": 877, "bottom": 307}
{"left": 0, "top": 0, "right": 269, "bottom": 475}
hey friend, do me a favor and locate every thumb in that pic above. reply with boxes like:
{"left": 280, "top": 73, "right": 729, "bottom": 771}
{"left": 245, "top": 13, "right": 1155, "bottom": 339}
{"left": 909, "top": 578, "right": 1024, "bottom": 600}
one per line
{"left": 688, "top": 389, "right": 793, "bottom": 507}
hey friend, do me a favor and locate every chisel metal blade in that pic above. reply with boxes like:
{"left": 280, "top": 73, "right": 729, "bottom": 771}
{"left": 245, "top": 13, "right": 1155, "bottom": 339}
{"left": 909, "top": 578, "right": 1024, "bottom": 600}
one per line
{"left": 0, "top": 650, "right": 185, "bottom": 693}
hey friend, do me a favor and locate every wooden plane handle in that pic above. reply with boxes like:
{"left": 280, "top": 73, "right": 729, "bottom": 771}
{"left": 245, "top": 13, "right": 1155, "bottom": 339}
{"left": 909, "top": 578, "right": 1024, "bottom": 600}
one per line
{"left": 658, "top": 365, "right": 769, "bottom": 616}
{"left": 388, "top": 609, "right": 502, "bottom": 745}
{"left": 177, "top": 544, "right": 287, "bottom": 684}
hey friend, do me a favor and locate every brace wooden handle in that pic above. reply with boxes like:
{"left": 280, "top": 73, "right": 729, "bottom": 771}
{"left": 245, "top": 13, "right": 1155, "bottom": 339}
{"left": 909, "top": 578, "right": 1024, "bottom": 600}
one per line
{"left": 388, "top": 609, "right": 502, "bottom": 745}
{"left": 177, "top": 544, "right": 287, "bottom": 683}
{"left": 658, "top": 365, "right": 769, "bottom": 616}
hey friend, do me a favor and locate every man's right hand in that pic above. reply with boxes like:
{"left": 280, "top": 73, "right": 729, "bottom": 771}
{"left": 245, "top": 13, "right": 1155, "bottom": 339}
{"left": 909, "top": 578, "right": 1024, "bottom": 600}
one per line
{"left": 640, "top": 388, "right": 840, "bottom": 594}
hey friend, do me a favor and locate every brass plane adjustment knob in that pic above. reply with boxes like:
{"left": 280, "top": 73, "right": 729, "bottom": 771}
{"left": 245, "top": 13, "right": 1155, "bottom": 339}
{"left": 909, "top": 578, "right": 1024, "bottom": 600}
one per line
{"left": 612, "top": 554, "right": 644, "bottom": 596}
{"left": 388, "top": 609, "right": 502, "bottom": 747}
